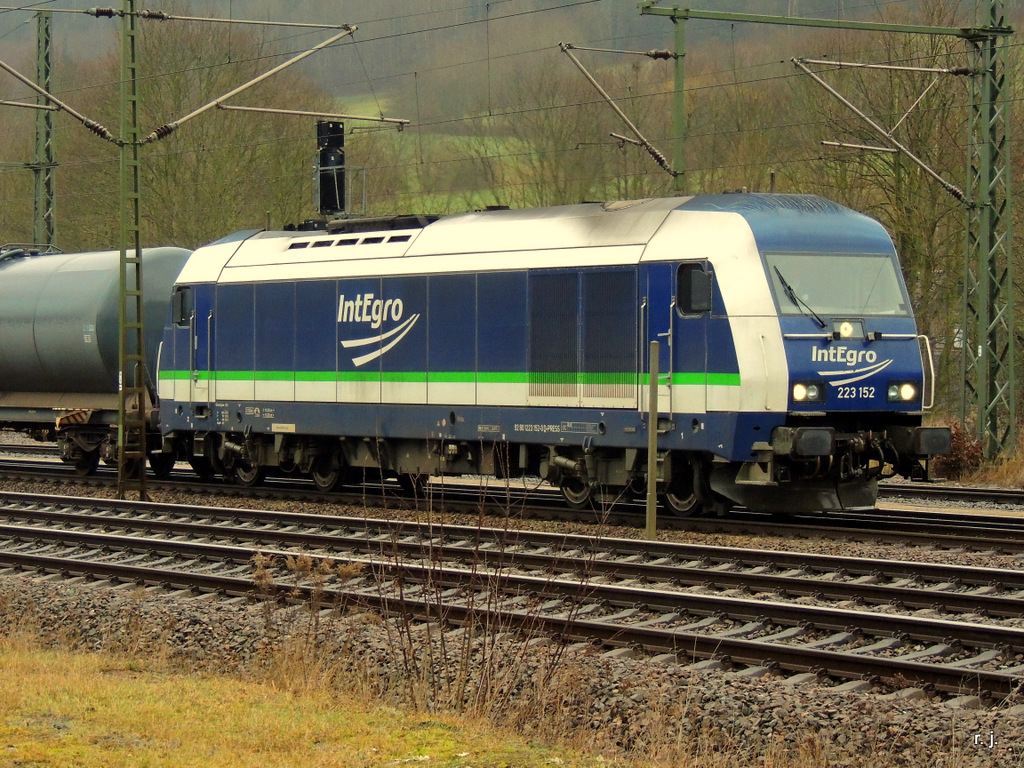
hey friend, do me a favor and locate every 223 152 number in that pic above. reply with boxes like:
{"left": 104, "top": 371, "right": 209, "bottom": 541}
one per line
{"left": 836, "top": 385, "right": 875, "bottom": 399}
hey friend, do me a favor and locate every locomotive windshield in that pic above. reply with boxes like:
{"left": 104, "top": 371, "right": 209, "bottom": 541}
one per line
{"left": 764, "top": 252, "right": 911, "bottom": 318}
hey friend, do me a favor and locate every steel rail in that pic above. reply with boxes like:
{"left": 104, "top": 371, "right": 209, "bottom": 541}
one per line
{"left": 4, "top": 493, "right": 1024, "bottom": 582}
{"left": 2, "top": 523, "right": 1023, "bottom": 652}
{"left": 878, "top": 483, "right": 1024, "bottom": 507}
{"left": 0, "top": 538, "right": 1020, "bottom": 698}
{"left": 3, "top": 507, "right": 1024, "bottom": 623}
{"left": 3, "top": 494, "right": 1024, "bottom": 591}
{"left": 5, "top": 462, "right": 1024, "bottom": 555}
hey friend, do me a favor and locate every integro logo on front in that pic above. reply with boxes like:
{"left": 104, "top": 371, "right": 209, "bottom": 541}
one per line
{"left": 337, "top": 292, "right": 420, "bottom": 367}
{"left": 811, "top": 345, "right": 892, "bottom": 387}
{"left": 811, "top": 345, "right": 877, "bottom": 367}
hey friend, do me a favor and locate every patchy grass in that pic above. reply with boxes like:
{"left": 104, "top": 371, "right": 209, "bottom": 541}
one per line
{"left": 0, "top": 634, "right": 603, "bottom": 768}
{"left": 929, "top": 420, "right": 1024, "bottom": 487}
{"left": 969, "top": 432, "right": 1024, "bottom": 488}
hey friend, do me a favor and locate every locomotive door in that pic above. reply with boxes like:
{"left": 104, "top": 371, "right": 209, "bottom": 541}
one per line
{"left": 671, "top": 261, "right": 713, "bottom": 417}
{"left": 189, "top": 284, "right": 215, "bottom": 409}
{"left": 645, "top": 261, "right": 711, "bottom": 417}
{"left": 644, "top": 263, "right": 675, "bottom": 415}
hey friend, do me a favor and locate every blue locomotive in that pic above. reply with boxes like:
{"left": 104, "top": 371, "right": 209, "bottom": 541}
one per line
{"left": 151, "top": 193, "right": 950, "bottom": 514}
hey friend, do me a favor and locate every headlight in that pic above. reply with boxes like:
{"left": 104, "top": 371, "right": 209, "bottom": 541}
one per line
{"left": 887, "top": 381, "right": 920, "bottom": 403}
{"left": 792, "top": 381, "right": 826, "bottom": 403}
{"left": 832, "top": 319, "right": 864, "bottom": 340}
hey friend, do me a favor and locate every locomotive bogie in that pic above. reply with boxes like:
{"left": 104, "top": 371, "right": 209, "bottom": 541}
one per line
{"left": 173, "top": 427, "right": 537, "bottom": 491}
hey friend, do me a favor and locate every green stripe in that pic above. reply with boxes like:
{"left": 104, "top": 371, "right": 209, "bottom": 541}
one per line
{"left": 255, "top": 371, "right": 294, "bottom": 382}
{"left": 706, "top": 372, "right": 741, "bottom": 387}
{"left": 295, "top": 371, "right": 337, "bottom": 382}
{"left": 158, "top": 369, "right": 191, "bottom": 381}
{"left": 671, "top": 372, "right": 742, "bottom": 387}
{"left": 382, "top": 372, "right": 427, "bottom": 384}
{"left": 159, "top": 369, "right": 742, "bottom": 387}
{"left": 478, "top": 372, "right": 529, "bottom": 384}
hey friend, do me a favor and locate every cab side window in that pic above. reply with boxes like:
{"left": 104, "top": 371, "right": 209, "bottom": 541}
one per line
{"left": 676, "top": 263, "right": 712, "bottom": 314}
{"left": 171, "top": 286, "right": 192, "bottom": 327}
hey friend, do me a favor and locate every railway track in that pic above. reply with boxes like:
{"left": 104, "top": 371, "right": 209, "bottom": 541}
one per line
{"left": 4, "top": 442, "right": 1023, "bottom": 510}
{"left": 3, "top": 455, "right": 1024, "bottom": 558}
{"left": 878, "top": 480, "right": 1024, "bottom": 507}
{"left": 0, "top": 490, "right": 1022, "bottom": 701}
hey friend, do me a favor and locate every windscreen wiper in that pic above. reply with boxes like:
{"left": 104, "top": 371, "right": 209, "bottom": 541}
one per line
{"left": 773, "top": 266, "right": 826, "bottom": 328}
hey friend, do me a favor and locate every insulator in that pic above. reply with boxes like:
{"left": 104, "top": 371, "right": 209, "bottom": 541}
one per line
{"left": 82, "top": 119, "right": 114, "bottom": 142}
{"left": 945, "top": 181, "right": 966, "bottom": 203}
{"left": 146, "top": 124, "right": 178, "bottom": 143}
{"left": 646, "top": 145, "right": 673, "bottom": 175}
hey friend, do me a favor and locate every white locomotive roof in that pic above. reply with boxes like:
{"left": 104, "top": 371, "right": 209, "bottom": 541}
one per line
{"left": 407, "top": 197, "right": 690, "bottom": 255}
{"left": 173, "top": 193, "right": 891, "bottom": 286}
{"left": 175, "top": 197, "right": 697, "bottom": 285}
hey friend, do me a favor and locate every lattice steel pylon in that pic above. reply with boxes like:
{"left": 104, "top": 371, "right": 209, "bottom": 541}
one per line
{"left": 32, "top": 11, "right": 54, "bottom": 246}
{"left": 962, "top": 0, "right": 1015, "bottom": 458}
{"left": 117, "top": 0, "right": 149, "bottom": 499}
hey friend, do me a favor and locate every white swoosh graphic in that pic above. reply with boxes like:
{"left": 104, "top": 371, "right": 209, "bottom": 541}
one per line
{"left": 342, "top": 314, "right": 421, "bottom": 367}
{"left": 817, "top": 358, "right": 892, "bottom": 386}
{"left": 340, "top": 314, "right": 420, "bottom": 349}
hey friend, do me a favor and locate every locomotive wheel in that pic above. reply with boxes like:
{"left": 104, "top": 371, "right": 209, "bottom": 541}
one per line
{"left": 188, "top": 457, "right": 215, "bottom": 481}
{"left": 659, "top": 460, "right": 700, "bottom": 516}
{"left": 660, "top": 489, "right": 699, "bottom": 517}
{"left": 74, "top": 450, "right": 100, "bottom": 477}
{"left": 560, "top": 477, "right": 593, "bottom": 510}
{"left": 311, "top": 455, "right": 343, "bottom": 492}
{"left": 234, "top": 461, "right": 264, "bottom": 487}
{"left": 707, "top": 496, "right": 733, "bottom": 516}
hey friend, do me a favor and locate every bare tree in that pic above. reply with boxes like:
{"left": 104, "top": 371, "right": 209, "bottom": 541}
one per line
{"left": 52, "top": 10, "right": 333, "bottom": 251}
{"left": 458, "top": 52, "right": 610, "bottom": 209}
{"left": 790, "top": 1, "right": 971, "bottom": 413}
{"left": 0, "top": 47, "right": 48, "bottom": 246}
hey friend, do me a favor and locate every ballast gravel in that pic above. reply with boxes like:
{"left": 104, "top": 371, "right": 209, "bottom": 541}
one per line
{"left": 0, "top": 573, "right": 1021, "bottom": 767}
{"left": 0, "top": 477, "right": 1023, "bottom": 766}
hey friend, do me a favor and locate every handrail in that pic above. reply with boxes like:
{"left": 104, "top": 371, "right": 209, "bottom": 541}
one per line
{"left": 918, "top": 335, "right": 937, "bottom": 410}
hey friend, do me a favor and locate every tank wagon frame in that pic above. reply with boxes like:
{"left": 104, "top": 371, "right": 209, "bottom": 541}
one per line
{"left": 155, "top": 194, "right": 950, "bottom": 514}
{"left": 0, "top": 246, "right": 192, "bottom": 475}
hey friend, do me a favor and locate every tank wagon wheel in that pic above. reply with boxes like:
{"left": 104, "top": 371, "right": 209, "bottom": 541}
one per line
{"left": 311, "top": 454, "right": 344, "bottom": 492}
{"left": 560, "top": 477, "right": 594, "bottom": 510}
{"left": 397, "top": 473, "right": 428, "bottom": 498}
{"left": 148, "top": 453, "right": 176, "bottom": 479}
{"left": 234, "top": 461, "right": 265, "bottom": 488}
{"left": 74, "top": 450, "right": 100, "bottom": 477}
{"left": 120, "top": 458, "right": 144, "bottom": 479}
